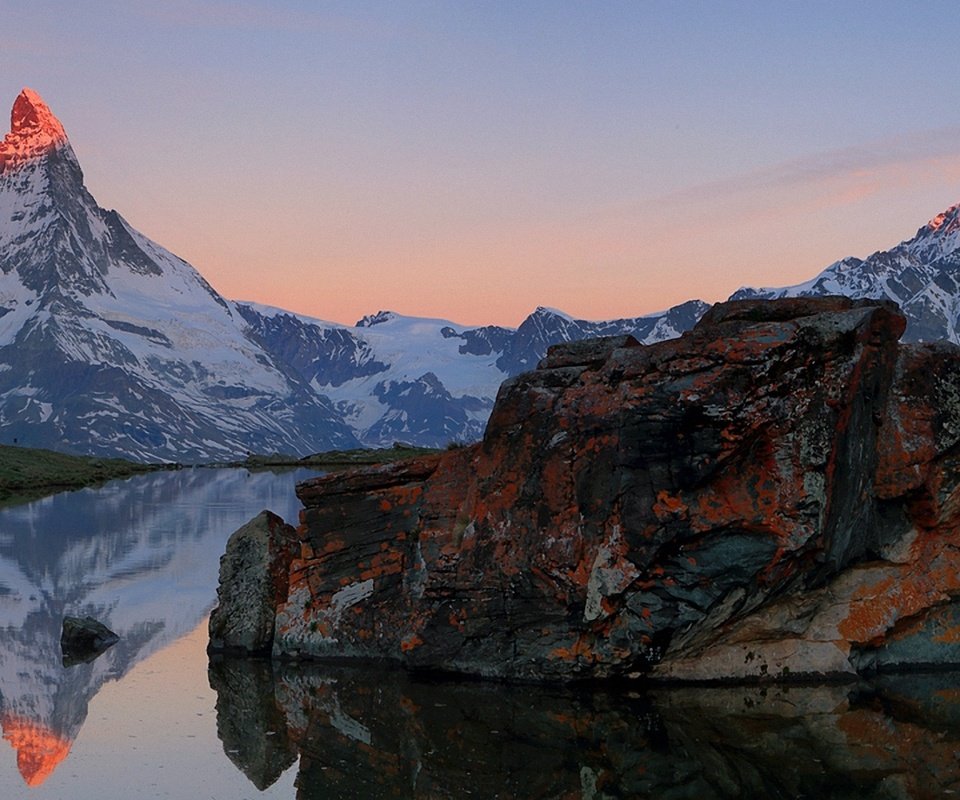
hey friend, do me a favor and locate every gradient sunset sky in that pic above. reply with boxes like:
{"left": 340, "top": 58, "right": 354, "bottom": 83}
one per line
{"left": 4, "top": 1, "right": 960, "bottom": 326}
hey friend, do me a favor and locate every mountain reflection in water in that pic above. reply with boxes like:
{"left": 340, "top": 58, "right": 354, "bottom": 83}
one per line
{"left": 209, "top": 656, "right": 960, "bottom": 799}
{"left": 0, "top": 467, "right": 316, "bottom": 791}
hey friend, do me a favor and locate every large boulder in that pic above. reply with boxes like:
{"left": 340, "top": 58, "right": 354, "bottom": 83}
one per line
{"left": 212, "top": 297, "right": 960, "bottom": 681}
{"left": 208, "top": 510, "right": 298, "bottom": 655}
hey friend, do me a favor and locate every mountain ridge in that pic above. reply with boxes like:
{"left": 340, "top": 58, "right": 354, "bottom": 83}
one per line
{"left": 9, "top": 87, "right": 960, "bottom": 460}
{"left": 731, "top": 201, "right": 960, "bottom": 342}
{"left": 0, "top": 89, "right": 360, "bottom": 461}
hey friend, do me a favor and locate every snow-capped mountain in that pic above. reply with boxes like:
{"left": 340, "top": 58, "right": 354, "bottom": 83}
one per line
{"left": 0, "top": 89, "right": 357, "bottom": 461}
{"left": 237, "top": 301, "right": 710, "bottom": 448}
{"left": 732, "top": 203, "right": 960, "bottom": 342}
{"left": 0, "top": 88, "right": 706, "bottom": 460}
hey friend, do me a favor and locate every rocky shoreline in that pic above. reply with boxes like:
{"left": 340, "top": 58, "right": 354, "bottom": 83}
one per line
{"left": 210, "top": 296, "right": 960, "bottom": 682}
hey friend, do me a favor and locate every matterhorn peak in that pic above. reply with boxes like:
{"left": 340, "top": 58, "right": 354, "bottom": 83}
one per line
{"left": 0, "top": 88, "right": 69, "bottom": 173}
{"left": 11, "top": 88, "right": 65, "bottom": 139}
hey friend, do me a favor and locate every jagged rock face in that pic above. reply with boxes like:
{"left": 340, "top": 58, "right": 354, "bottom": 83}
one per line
{"left": 209, "top": 296, "right": 960, "bottom": 681}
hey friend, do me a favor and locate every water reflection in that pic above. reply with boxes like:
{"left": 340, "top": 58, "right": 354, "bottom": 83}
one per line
{"left": 6, "top": 467, "right": 960, "bottom": 797}
{"left": 0, "top": 468, "right": 315, "bottom": 788}
{"left": 209, "top": 657, "right": 960, "bottom": 799}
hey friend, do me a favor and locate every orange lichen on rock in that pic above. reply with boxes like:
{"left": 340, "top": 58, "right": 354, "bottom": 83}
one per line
{"left": 549, "top": 635, "right": 595, "bottom": 663}
{"left": 837, "top": 574, "right": 929, "bottom": 644}
{"left": 652, "top": 490, "right": 687, "bottom": 519}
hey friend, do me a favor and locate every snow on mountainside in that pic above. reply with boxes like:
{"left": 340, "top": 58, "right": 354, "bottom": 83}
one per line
{"left": 237, "top": 300, "right": 710, "bottom": 448}
{"left": 732, "top": 203, "right": 960, "bottom": 343}
{"left": 0, "top": 88, "right": 707, "bottom": 460}
{"left": 0, "top": 88, "right": 357, "bottom": 461}
{"left": 237, "top": 303, "right": 501, "bottom": 446}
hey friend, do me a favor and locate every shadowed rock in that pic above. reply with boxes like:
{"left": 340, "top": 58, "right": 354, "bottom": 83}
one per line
{"left": 207, "top": 657, "right": 297, "bottom": 790}
{"left": 208, "top": 660, "right": 960, "bottom": 798}
{"left": 208, "top": 510, "right": 298, "bottom": 655}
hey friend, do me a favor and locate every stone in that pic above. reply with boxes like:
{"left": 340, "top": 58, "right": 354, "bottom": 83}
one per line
{"left": 60, "top": 615, "right": 118, "bottom": 666}
{"left": 210, "top": 296, "right": 960, "bottom": 682}
{"left": 208, "top": 510, "right": 298, "bottom": 655}
{"left": 537, "top": 333, "right": 641, "bottom": 369}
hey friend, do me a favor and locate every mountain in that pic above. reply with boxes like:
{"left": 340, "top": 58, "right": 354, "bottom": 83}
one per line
{"left": 11, "top": 87, "right": 960, "bottom": 461}
{"left": 0, "top": 89, "right": 358, "bottom": 461}
{"left": 0, "top": 88, "right": 707, "bottom": 460}
{"left": 732, "top": 203, "right": 960, "bottom": 342}
{"left": 237, "top": 301, "right": 710, "bottom": 449}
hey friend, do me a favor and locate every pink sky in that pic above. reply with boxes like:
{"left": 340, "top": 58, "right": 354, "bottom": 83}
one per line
{"left": 4, "top": 2, "right": 960, "bottom": 326}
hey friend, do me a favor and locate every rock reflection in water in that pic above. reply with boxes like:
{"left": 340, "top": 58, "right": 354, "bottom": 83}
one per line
{"left": 208, "top": 659, "right": 960, "bottom": 798}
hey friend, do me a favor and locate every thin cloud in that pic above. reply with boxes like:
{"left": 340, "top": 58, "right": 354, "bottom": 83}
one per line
{"left": 664, "top": 128, "right": 960, "bottom": 206}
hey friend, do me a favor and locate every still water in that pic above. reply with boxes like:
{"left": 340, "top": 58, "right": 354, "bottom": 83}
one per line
{"left": 1, "top": 469, "right": 960, "bottom": 799}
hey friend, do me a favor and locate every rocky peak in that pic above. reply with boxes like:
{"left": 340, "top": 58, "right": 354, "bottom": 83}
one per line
{"left": 923, "top": 202, "right": 960, "bottom": 236}
{"left": 0, "top": 88, "right": 69, "bottom": 173}
{"left": 11, "top": 89, "right": 66, "bottom": 141}
{"left": 531, "top": 306, "right": 575, "bottom": 321}
{"left": 356, "top": 310, "right": 397, "bottom": 328}
{"left": 903, "top": 201, "right": 960, "bottom": 261}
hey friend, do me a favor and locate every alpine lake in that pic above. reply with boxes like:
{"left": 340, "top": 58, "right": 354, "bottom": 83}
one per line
{"left": 1, "top": 467, "right": 959, "bottom": 799}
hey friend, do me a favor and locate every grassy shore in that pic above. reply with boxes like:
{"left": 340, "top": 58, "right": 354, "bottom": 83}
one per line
{"left": 0, "top": 442, "right": 450, "bottom": 506}
{"left": 0, "top": 444, "right": 168, "bottom": 505}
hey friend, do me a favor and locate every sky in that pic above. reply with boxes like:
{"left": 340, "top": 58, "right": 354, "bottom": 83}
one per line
{"left": 4, "top": 1, "right": 960, "bottom": 327}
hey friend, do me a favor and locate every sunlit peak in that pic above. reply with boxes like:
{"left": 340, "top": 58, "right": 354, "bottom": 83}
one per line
{"left": 12, "top": 88, "right": 65, "bottom": 140}
{"left": 926, "top": 203, "right": 960, "bottom": 235}
{"left": 0, "top": 87, "right": 69, "bottom": 174}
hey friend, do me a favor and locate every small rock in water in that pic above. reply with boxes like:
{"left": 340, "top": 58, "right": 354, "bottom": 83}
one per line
{"left": 60, "top": 615, "right": 119, "bottom": 666}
